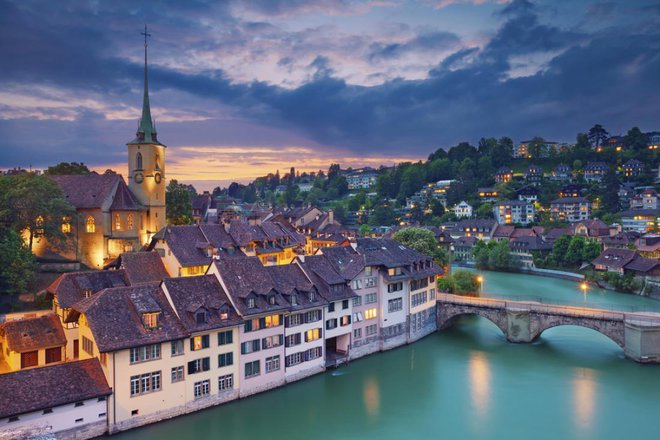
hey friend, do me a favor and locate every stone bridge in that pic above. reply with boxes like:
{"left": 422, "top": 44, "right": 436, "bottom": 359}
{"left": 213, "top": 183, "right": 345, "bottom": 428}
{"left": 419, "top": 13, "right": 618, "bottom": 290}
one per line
{"left": 436, "top": 293, "right": 660, "bottom": 364}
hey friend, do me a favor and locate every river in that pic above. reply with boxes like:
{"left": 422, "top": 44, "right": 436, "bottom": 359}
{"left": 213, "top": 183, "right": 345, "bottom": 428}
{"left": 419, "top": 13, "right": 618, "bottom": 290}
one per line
{"left": 115, "top": 270, "right": 660, "bottom": 440}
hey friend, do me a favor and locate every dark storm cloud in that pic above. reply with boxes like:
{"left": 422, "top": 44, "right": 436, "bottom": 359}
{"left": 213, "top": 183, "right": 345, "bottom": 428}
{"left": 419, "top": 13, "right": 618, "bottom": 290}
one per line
{"left": 368, "top": 31, "right": 461, "bottom": 61}
{"left": 1, "top": 0, "right": 660, "bottom": 169}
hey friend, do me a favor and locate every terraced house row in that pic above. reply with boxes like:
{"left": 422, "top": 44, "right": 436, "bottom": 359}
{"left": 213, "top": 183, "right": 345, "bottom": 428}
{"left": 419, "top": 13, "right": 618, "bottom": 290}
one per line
{"left": 0, "top": 239, "right": 442, "bottom": 439}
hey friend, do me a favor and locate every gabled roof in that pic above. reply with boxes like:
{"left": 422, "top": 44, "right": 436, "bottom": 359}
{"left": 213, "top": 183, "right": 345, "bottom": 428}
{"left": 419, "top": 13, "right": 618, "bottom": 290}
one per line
{"left": 0, "top": 314, "right": 66, "bottom": 353}
{"left": 0, "top": 358, "right": 111, "bottom": 419}
{"left": 158, "top": 225, "right": 213, "bottom": 267}
{"left": 493, "top": 225, "right": 515, "bottom": 238}
{"left": 199, "top": 224, "right": 237, "bottom": 249}
{"left": 69, "top": 284, "right": 188, "bottom": 352}
{"left": 319, "top": 246, "right": 366, "bottom": 280}
{"left": 266, "top": 264, "right": 327, "bottom": 311}
{"left": 211, "top": 257, "right": 289, "bottom": 316}
{"left": 162, "top": 275, "right": 242, "bottom": 332}
{"left": 109, "top": 178, "right": 144, "bottom": 211}
{"left": 592, "top": 248, "right": 636, "bottom": 269}
{"left": 509, "top": 235, "right": 552, "bottom": 251}
{"left": 297, "top": 255, "right": 358, "bottom": 301}
{"left": 454, "top": 236, "right": 479, "bottom": 247}
{"left": 47, "top": 270, "right": 129, "bottom": 309}
{"left": 119, "top": 251, "right": 169, "bottom": 285}
{"left": 50, "top": 173, "right": 123, "bottom": 209}
{"left": 551, "top": 197, "right": 590, "bottom": 204}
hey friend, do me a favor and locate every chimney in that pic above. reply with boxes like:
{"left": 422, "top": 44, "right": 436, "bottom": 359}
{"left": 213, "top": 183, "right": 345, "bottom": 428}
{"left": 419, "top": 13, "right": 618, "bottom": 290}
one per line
{"left": 328, "top": 209, "right": 334, "bottom": 224}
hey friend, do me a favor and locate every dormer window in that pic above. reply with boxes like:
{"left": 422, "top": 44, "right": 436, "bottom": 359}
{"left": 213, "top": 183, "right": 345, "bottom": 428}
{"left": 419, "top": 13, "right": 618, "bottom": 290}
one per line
{"left": 83, "top": 289, "right": 92, "bottom": 299}
{"left": 196, "top": 311, "right": 207, "bottom": 325}
{"left": 246, "top": 298, "right": 255, "bottom": 309}
{"left": 309, "top": 291, "right": 316, "bottom": 302}
{"left": 291, "top": 294, "right": 298, "bottom": 306}
{"left": 220, "top": 310, "right": 228, "bottom": 320}
{"left": 143, "top": 313, "right": 159, "bottom": 329}
{"left": 268, "top": 295, "right": 277, "bottom": 306}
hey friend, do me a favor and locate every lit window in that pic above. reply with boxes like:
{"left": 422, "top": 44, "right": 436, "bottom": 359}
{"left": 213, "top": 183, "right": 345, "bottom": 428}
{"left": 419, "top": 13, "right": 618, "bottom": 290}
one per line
{"left": 86, "top": 216, "right": 95, "bottom": 233}
{"left": 35, "top": 215, "right": 44, "bottom": 236}
{"left": 115, "top": 214, "right": 121, "bottom": 231}
{"left": 127, "top": 214, "right": 134, "bottom": 230}
{"left": 143, "top": 313, "right": 158, "bottom": 329}
{"left": 61, "top": 216, "right": 71, "bottom": 234}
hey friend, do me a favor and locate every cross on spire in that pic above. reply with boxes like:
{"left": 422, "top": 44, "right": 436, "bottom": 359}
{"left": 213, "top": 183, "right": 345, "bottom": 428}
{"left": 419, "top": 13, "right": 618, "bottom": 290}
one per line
{"left": 141, "top": 24, "right": 151, "bottom": 48}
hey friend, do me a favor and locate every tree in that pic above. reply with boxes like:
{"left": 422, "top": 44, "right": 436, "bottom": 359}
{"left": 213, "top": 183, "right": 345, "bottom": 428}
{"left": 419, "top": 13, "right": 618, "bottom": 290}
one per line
{"left": 473, "top": 240, "right": 490, "bottom": 269}
{"left": 0, "top": 230, "right": 38, "bottom": 295}
{"left": 489, "top": 240, "right": 513, "bottom": 270}
{"left": 551, "top": 234, "right": 571, "bottom": 265}
{"left": 45, "top": 162, "right": 90, "bottom": 175}
{"left": 582, "top": 240, "right": 601, "bottom": 263}
{"left": 475, "top": 203, "right": 493, "bottom": 219}
{"left": 528, "top": 136, "right": 546, "bottom": 159}
{"left": 359, "top": 224, "right": 371, "bottom": 236}
{"left": 601, "top": 167, "right": 620, "bottom": 212}
{"left": 624, "top": 127, "right": 647, "bottom": 151}
{"left": 453, "top": 270, "right": 478, "bottom": 294}
{"left": 3, "top": 173, "right": 76, "bottom": 251}
{"left": 166, "top": 180, "right": 193, "bottom": 225}
{"left": 429, "top": 198, "right": 445, "bottom": 217}
{"left": 393, "top": 227, "right": 449, "bottom": 268}
{"left": 588, "top": 124, "right": 609, "bottom": 149}
{"left": 369, "top": 204, "right": 396, "bottom": 226}
{"left": 565, "top": 236, "right": 586, "bottom": 266}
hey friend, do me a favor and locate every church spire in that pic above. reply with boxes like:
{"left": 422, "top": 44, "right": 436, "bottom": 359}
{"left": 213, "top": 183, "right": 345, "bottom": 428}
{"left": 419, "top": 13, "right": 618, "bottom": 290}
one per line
{"left": 131, "top": 24, "right": 163, "bottom": 145}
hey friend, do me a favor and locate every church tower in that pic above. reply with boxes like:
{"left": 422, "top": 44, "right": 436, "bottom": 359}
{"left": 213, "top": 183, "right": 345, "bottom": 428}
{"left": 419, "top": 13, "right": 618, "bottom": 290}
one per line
{"left": 127, "top": 26, "right": 166, "bottom": 245}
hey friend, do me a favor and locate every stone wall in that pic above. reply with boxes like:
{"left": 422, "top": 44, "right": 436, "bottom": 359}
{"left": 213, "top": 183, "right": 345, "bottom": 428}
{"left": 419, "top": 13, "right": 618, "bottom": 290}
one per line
{"left": 239, "top": 376, "right": 286, "bottom": 399}
{"left": 381, "top": 322, "right": 408, "bottom": 351}
{"left": 285, "top": 364, "right": 325, "bottom": 383}
{"left": 409, "top": 308, "right": 437, "bottom": 343}
{"left": 0, "top": 420, "right": 107, "bottom": 440}
{"left": 349, "top": 336, "right": 380, "bottom": 360}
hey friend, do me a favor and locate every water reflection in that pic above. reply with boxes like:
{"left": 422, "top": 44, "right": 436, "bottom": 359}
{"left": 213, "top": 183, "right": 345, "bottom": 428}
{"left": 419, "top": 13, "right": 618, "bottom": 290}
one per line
{"left": 468, "top": 351, "right": 491, "bottom": 419}
{"left": 573, "top": 368, "right": 596, "bottom": 435}
{"left": 363, "top": 377, "right": 380, "bottom": 418}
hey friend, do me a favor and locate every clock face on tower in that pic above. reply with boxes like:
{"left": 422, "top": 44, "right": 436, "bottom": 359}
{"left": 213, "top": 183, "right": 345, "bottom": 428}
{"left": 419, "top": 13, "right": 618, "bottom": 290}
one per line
{"left": 154, "top": 172, "right": 162, "bottom": 184}
{"left": 134, "top": 172, "right": 144, "bottom": 184}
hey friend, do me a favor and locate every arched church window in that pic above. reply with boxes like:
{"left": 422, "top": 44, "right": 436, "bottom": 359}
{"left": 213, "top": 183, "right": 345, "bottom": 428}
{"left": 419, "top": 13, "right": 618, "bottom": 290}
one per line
{"left": 86, "top": 216, "right": 95, "bottom": 233}
{"left": 127, "top": 214, "right": 134, "bottom": 230}
{"left": 136, "top": 152, "right": 143, "bottom": 170}
{"left": 154, "top": 153, "right": 160, "bottom": 170}
{"left": 61, "top": 216, "right": 71, "bottom": 234}
{"left": 114, "top": 214, "right": 121, "bottom": 231}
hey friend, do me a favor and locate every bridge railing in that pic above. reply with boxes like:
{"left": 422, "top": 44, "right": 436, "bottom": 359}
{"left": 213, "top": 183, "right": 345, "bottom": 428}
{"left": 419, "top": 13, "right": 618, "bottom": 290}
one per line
{"left": 437, "top": 293, "right": 660, "bottom": 324}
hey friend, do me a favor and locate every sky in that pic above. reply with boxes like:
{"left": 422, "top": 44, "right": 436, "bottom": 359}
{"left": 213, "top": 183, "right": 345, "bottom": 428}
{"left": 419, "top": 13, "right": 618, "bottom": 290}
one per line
{"left": 1, "top": 0, "right": 659, "bottom": 191}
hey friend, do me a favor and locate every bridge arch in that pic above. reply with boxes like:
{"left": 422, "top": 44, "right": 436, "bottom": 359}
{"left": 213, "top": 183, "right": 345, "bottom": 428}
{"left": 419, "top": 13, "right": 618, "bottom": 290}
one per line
{"left": 531, "top": 321, "right": 625, "bottom": 348}
{"left": 437, "top": 305, "right": 509, "bottom": 338}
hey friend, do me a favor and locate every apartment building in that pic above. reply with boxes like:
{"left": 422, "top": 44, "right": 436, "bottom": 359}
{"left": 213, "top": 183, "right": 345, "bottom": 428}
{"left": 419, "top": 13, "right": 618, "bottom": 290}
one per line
{"left": 493, "top": 200, "right": 535, "bottom": 225}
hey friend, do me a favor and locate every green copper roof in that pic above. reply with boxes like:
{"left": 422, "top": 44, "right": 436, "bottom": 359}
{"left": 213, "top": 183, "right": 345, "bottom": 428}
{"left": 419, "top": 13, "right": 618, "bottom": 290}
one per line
{"left": 128, "top": 28, "right": 166, "bottom": 147}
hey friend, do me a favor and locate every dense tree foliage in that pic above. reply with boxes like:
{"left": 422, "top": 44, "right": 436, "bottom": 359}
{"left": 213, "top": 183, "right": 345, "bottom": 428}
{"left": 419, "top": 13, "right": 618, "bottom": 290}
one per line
{"left": 166, "top": 179, "right": 193, "bottom": 225}
{"left": 0, "top": 173, "right": 76, "bottom": 250}
{"left": 392, "top": 227, "right": 449, "bottom": 268}
{"left": 0, "top": 230, "right": 38, "bottom": 295}
{"left": 45, "top": 162, "right": 90, "bottom": 175}
{"left": 436, "top": 269, "right": 479, "bottom": 294}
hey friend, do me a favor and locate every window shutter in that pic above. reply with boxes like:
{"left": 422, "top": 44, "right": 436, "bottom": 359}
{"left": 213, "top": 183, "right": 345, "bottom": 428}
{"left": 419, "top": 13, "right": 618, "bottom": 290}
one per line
{"left": 241, "top": 343, "right": 246, "bottom": 355}
{"left": 296, "top": 333, "right": 301, "bottom": 345}
{"left": 244, "top": 321, "right": 251, "bottom": 332}
{"left": 285, "top": 316, "right": 290, "bottom": 328}
{"left": 228, "top": 352, "right": 233, "bottom": 365}
{"left": 254, "top": 340, "right": 260, "bottom": 352}
{"left": 188, "top": 361, "right": 195, "bottom": 374}
{"left": 189, "top": 338, "right": 195, "bottom": 351}
{"left": 202, "top": 357, "right": 210, "bottom": 371}
{"left": 203, "top": 335, "right": 210, "bottom": 348}
{"left": 227, "top": 332, "right": 233, "bottom": 344}
{"left": 218, "top": 354, "right": 223, "bottom": 367}
{"left": 262, "top": 338, "right": 267, "bottom": 350}
{"left": 279, "top": 335, "right": 283, "bottom": 345}
{"left": 259, "top": 317, "right": 266, "bottom": 329}
{"left": 279, "top": 314, "right": 283, "bottom": 325}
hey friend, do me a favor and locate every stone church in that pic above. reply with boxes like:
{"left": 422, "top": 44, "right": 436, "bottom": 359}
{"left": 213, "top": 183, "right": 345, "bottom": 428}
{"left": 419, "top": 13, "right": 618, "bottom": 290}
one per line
{"left": 33, "top": 41, "right": 166, "bottom": 269}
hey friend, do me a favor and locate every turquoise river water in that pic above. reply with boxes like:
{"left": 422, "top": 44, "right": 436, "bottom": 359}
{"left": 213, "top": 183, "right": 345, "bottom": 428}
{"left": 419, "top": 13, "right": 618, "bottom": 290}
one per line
{"left": 115, "top": 270, "right": 660, "bottom": 440}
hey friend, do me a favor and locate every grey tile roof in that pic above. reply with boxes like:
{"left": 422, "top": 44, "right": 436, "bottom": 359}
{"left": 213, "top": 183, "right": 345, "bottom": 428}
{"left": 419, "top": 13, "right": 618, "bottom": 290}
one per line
{"left": 162, "top": 275, "right": 242, "bottom": 332}
{"left": 0, "top": 314, "right": 66, "bottom": 353}
{"left": 319, "top": 246, "right": 365, "bottom": 280}
{"left": 50, "top": 173, "right": 123, "bottom": 209}
{"left": 0, "top": 358, "right": 111, "bottom": 419}
{"left": 69, "top": 284, "right": 188, "bottom": 352}
{"left": 119, "top": 252, "right": 169, "bottom": 285}
{"left": 47, "top": 270, "right": 129, "bottom": 309}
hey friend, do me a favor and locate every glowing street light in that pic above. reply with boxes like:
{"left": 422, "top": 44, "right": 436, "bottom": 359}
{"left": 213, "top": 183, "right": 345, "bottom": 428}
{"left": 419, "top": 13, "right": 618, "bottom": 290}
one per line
{"left": 477, "top": 275, "right": 484, "bottom": 295}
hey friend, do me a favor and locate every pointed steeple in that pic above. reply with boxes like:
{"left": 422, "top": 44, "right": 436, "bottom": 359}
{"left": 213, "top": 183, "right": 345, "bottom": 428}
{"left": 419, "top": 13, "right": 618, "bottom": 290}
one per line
{"left": 130, "top": 25, "right": 165, "bottom": 146}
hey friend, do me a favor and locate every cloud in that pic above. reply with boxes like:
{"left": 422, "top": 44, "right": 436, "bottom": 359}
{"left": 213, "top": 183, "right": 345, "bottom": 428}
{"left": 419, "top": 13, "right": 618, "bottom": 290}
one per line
{"left": 1, "top": 0, "right": 660, "bottom": 186}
